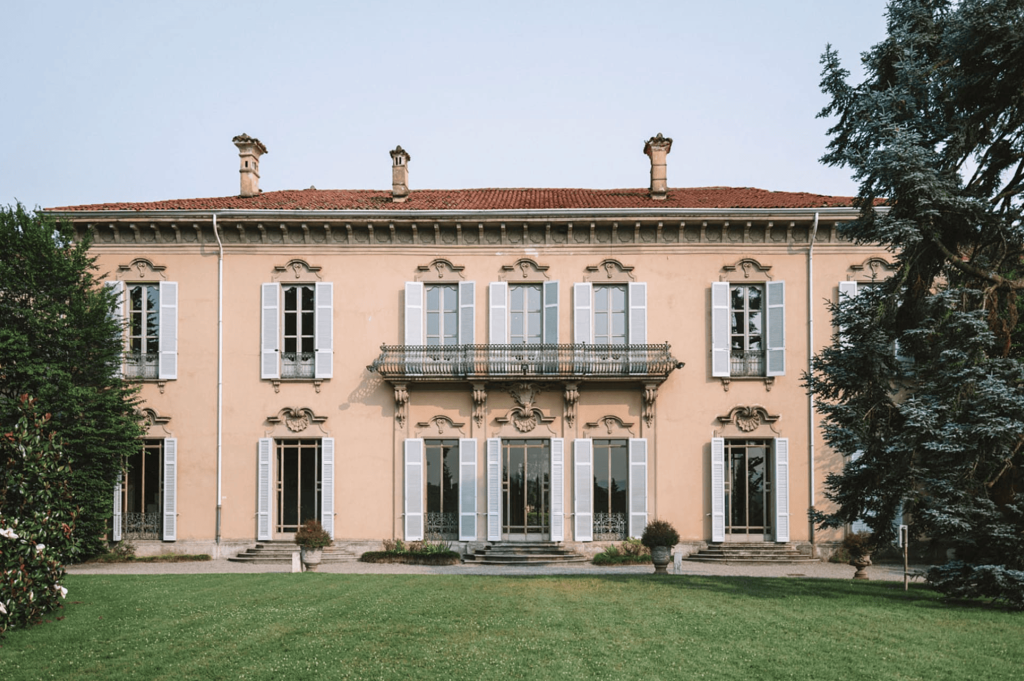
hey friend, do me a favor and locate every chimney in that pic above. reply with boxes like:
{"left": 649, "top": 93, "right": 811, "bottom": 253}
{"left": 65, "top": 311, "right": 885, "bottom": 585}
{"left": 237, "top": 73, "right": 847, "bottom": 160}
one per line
{"left": 643, "top": 133, "right": 673, "bottom": 200}
{"left": 390, "top": 145, "right": 411, "bottom": 203}
{"left": 232, "top": 134, "right": 268, "bottom": 198}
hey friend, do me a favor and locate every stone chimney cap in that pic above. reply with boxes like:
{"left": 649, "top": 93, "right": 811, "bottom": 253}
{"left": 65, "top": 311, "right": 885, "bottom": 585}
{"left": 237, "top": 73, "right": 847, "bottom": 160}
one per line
{"left": 390, "top": 145, "right": 411, "bottom": 162}
{"left": 643, "top": 133, "right": 672, "bottom": 156}
{"left": 233, "top": 133, "right": 268, "bottom": 155}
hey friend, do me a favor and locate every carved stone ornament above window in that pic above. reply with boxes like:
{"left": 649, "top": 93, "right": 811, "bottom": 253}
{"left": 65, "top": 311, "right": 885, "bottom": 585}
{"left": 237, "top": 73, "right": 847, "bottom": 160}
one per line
{"left": 415, "top": 415, "right": 468, "bottom": 438}
{"left": 140, "top": 407, "right": 172, "bottom": 438}
{"left": 499, "top": 258, "right": 550, "bottom": 282}
{"left": 415, "top": 258, "right": 465, "bottom": 282}
{"left": 494, "top": 407, "right": 557, "bottom": 437}
{"left": 264, "top": 407, "right": 329, "bottom": 438}
{"left": 714, "top": 405, "right": 781, "bottom": 438}
{"left": 848, "top": 257, "right": 896, "bottom": 283}
{"left": 117, "top": 258, "right": 167, "bottom": 281}
{"left": 583, "top": 415, "right": 636, "bottom": 439}
{"left": 719, "top": 258, "right": 773, "bottom": 282}
{"left": 583, "top": 258, "right": 636, "bottom": 283}
{"left": 271, "top": 259, "right": 323, "bottom": 282}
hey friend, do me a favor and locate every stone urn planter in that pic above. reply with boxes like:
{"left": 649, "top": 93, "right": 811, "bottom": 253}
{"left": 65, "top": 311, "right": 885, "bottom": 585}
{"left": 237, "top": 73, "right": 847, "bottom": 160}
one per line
{"left": 843, "top": 531, "right": 874, "bottom": 581}
{"left": 849, "top": 553, "right": 872, "bottom": 580}
{"left": 640, "top": 519, "right": 680, "bottom": 575}
{"left": 295, "top": 519, "right": 332, "bottom": 574}
{"left": 650, "top": 546, "right": 672, "bottom": 575}
{"left": 300, "top": 547, "right": 323, "bottom": 572}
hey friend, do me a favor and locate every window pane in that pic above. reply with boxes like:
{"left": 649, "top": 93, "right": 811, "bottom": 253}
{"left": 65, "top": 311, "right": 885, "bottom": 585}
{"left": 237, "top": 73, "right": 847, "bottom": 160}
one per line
{"left": 301, "top": 286, "right": 315, "bottom": 311}
{"left": 526, "top": 285, "right": 541, "bottom": 310}
{"left": 443, "top": 286, "right": 457, "bottom": 311}
{"left": 427, "top": 286, "right": 440, "bottom": 310}
{"left": 510, "top": 285, "right": 524, "bottom": 309}
{"left": 610, "top": 286, "right": 626, "bottom": 312}
{"left": 284, "top": 311, "right": 297, "bottom": 336}
{"left": 284, "top": 286, "right": 297, "bottom": 311}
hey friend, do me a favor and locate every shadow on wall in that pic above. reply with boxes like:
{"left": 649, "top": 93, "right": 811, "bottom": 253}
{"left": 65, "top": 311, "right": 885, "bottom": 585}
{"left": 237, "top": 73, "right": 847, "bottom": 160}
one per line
{"left": 342, "top": 368, "right": 388, "bottom": 416}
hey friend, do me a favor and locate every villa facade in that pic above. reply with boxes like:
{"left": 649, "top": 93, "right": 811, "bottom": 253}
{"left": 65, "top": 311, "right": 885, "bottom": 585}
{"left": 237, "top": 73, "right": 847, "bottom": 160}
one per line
{"left": 45, "top": 134, "right": 891, "bottom": 558}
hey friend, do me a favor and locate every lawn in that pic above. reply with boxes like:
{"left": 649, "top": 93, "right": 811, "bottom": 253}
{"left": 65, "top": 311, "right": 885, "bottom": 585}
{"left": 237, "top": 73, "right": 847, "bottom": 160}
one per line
{"left": 1, "top": 574, "right": 1021, "bottom": 680}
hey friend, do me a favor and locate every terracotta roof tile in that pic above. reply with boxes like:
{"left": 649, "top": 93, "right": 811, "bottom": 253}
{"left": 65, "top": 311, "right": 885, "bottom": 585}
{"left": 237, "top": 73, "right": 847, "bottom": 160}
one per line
{"left": 48, "top": 187, "right": 864, "bottom": 212}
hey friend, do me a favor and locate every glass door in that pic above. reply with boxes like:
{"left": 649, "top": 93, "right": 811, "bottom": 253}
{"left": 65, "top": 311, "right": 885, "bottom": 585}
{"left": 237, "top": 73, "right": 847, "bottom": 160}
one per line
{"left": 502, "top": 439, "right": 550, "bottom": 541}
{"left": 275, "top": 439, "right": 322, "bottom": 537}
{"left": 724, "top": 439, "right": 772, "bottom": 540}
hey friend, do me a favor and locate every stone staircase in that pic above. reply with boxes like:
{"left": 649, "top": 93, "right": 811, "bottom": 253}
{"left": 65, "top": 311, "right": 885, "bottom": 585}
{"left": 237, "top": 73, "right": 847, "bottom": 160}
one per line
{"left": 685, "top": 542, "right": 819, "bottom": 565}
{"left": 228, "top": 540, "right": 356, "bottom": 564}
{"left": 463, "top": 542, "right": 589, "bottom": 566}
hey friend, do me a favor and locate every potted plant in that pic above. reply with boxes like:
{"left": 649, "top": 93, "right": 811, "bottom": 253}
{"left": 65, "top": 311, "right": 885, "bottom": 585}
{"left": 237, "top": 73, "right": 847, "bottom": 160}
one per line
{"left": 640, "top": 519, "right": 680, "bottom": 574}
{"left": 843, "top": 531, "right": 874, "bottom": 580}
{"left": 295, "top": 519, "right": 332, "bottom": 572}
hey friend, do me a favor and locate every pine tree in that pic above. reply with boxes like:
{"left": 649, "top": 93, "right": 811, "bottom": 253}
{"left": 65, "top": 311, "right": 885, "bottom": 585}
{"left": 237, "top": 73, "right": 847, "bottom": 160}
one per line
{"left": 0, "top": 204, "right": 143, "bottom": 558}
{"left": 812, "top": 0, "right": 1024, "bottom": 608}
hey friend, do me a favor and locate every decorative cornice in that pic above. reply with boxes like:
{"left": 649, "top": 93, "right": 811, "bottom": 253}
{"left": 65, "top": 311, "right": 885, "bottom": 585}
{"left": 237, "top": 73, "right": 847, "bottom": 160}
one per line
{"left": 584, "top": 259, "right": 636, "bottom": 283}
{"left": 265, "top": 407, "right": 329, "bottom": 437}
{"left": 140, "top": 407, "right": 172, "bottom": 437}
{"left": 720, "top": 257, "right": 772, "bottom": 282}
{"left": 499, "top": 258, "right": 550, "bottom": 281}
{"left": 415, "top": 415, "right": 467, "bottom": 438}
{"left": 416, "top": 258, "right": 465, "bottom": 282}
{"left": 848, "top": 256, "right": 896, "bottom": 282}
{"left": 714, "top": 405, "right": 780, "bottom": 437}
{"left": 583, "top": 414, "right": 635, "bottom": 438}
{"left": 117, "top": 258, "right": 167, "bottom": 280}
{"left": 272, "top": 259, "right": 322, "bottom": 281}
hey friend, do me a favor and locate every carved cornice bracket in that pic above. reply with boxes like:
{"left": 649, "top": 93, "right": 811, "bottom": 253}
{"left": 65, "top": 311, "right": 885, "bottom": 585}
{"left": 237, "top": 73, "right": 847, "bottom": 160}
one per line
{"left": 642, "top": 383, "right": 658, "bottom": 428}
{"left": 393, "top": 383, "right": 409, "bottom": 430}
{"left": 563, "top": 382, "right": 579, "bottom": 428}
{"left": 472, "top": 382, "right": 487, "bottom": 429}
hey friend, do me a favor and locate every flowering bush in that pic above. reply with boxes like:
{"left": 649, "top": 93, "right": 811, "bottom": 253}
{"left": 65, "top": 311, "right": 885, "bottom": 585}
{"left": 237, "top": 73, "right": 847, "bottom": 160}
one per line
{"left": 1, "top": 396, "right": 84, "bottom": 636}
{"left": 294, "top": 519, "right": 332, "bottom": 549}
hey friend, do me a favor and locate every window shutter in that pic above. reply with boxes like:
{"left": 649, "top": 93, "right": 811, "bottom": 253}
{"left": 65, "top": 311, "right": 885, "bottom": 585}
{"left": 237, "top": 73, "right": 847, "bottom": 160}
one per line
{"left": 162, "top": 438, "right": 177, "bottom": 541}
{"left": 628, "top": 438, "right": 648, "bottom": 538}
{"left": 321, "top": 438, "right": 335, "bottom": 539}
{"left": 459, "top": 439, "right": 478, "bottom": 541}
{"left": 158, "top": 281, "right": 178, "bottom": 380}
{"left": 404, "top": 282, "right": 424, "bottom": 345}
{"left": 487, "top": 438, "right": 501, "bottom": 541}
{"left": 573, "top": 439, "right": 593, "bottom": 542}
{"left": 404, "top": 439, "right": 424, "bottom": 541}
{"left": 573, "top": 283, "right": 592, "bottom": 344}
{"left": 257, "top": 438, "right": 273, "bottom": 541}
{"left": 711, "top": 282, "right": 731, "bottom": 377}
{"left": 711, "top": 437, "right": 726, "bottom": 542}
{"left": 459, "top": 282, "right": 475, "bottom": 344}
{"left": 112, "top": 472, "right": 122, "bottom": 542}
{"left": 489, "top": 282, "right": 508, "bottom": 344}
{"left": 766, "top": 280, "right": 786, "bottom": 376}
{"left": 106, "top": 281, "right": 125, "bottom": 376}
{"left": 261, "top": 284, "right": 280, "bottom": 379}
{"left": 628, "top": 282, "right": 647, "bottom": 344}
{"left": 314, "top": 282, "right": 333, "bottom": 379}
{"left": 774, "top": 438, "right": 790, "bottom": 542}
{"left": 550, "top": 438, "right": 564, "bottom": 541}
{"left": 838, "top": 281, "right": 858, "bottom": 344}
{"left": 543, "top": 281, "right": 559, "bottom": 344}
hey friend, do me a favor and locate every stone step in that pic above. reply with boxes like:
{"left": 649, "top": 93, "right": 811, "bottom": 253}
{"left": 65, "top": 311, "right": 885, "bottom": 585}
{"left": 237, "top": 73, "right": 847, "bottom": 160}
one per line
{"left": 227, "top": 542, "right": 356, "bottom": 564}
{"left": 463, "top": 553, "right": 589, "bottom": 563}
{"left": 465, "top": 542, "right": 588, "bottom": 566}
{"left": 684, "top": 542, "right": 819, "bottom": 565}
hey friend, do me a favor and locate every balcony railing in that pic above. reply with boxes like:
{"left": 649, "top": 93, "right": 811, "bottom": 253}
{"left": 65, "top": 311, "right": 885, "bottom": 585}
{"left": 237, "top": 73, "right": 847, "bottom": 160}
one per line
{"left": 368, "top": 343, "right": 680, "bottom": 382}
{"left": 730, "top": 351, "right": 765, "bottom": 377}
{"left": 282, "top": 352, "right": 315, "bottom": 379}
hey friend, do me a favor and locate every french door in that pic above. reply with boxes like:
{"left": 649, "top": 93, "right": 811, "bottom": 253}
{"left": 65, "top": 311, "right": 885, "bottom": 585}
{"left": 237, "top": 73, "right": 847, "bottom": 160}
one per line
{"left": 502, "top": 439, "right": 550, "bottom": 541}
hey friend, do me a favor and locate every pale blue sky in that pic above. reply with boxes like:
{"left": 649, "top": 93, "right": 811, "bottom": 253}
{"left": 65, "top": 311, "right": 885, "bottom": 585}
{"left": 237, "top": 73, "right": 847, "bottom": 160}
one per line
{"left": 1, "top": 1, "right": 889, "bottom": 209}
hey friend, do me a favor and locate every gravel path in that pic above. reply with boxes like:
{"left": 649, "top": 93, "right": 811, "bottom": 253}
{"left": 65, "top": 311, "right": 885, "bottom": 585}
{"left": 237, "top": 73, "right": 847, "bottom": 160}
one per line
{"left": 66, "top": 558, "right": 930, "bottom": 582}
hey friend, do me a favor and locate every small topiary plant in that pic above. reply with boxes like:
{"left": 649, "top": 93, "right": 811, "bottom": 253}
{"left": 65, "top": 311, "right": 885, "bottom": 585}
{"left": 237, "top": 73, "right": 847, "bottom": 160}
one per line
{"left": 640, "top": 519, "right": 680, "bottom": 549}
{"left": 294, "top": 519, "right": 332, "bottom": 549}
{"left": 842, "top": 531, "right": 874, "bottom": 558}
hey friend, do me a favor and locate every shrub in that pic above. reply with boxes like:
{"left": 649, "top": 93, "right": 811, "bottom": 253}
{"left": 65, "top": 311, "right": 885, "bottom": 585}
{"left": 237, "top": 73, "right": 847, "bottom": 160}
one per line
{"left": 928, "top": 561, "right": 1024, "bottom": 611}
{"left": 294, "top": 520, "right": 332, "bottom": 549}
{"left": 592, "top": 541, "right": 652, "bottom": 566}
{"left": 842, "top": 531, "right": 874, "bottom": 558}
{"left": 640, "top": 519, "right": 680, "bottom": 550}
{"left": 1, "top": 397, "right": 83, "bottom": 637}
{"left": 361, "top": 538, "right": 460, "bottom": 564}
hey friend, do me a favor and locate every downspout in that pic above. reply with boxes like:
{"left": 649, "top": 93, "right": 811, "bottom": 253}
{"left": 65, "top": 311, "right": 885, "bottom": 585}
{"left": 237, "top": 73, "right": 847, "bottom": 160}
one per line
{"left": 213, "top": 214, "right": 224, "bottom": 552}
{"left": 807, "top": 212, "right": 819, "bottom": 553}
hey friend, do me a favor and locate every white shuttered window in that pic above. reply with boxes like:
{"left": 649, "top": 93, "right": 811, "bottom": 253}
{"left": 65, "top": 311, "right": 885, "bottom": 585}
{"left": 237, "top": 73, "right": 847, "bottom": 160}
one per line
{"left": 162, "top": 438, "right": 177, "bottom": 541}
{"left": 459, "top": 439, "right": 478, "bottom": 541}
{"left": 257, "top": 439, "right": 273, "bottom": 540}
{"left": 574, "top": 439, "right": 594, "bottom": 542}
{"left": 550, "top": 438, "right": 565, "bottom": 541}
{"left": 321, "top": 438, "right": 335, "bottom": 539}
{"left": 628, "top": 438, "right": 648, "bottom": 538}
{"left": 404, "top": 439, "right": 425, "bottom": 541}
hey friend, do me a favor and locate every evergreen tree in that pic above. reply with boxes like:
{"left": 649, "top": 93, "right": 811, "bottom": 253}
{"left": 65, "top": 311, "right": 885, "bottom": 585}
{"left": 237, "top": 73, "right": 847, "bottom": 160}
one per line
{"left": 0, "top": 204, "right": 143, "bottom": 558}
{"left": 812, "top": 0, "right": 1024, "bottom": 608}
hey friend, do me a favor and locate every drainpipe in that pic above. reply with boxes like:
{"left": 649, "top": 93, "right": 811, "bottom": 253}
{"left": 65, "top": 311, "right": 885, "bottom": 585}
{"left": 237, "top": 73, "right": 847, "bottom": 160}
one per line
{"left": 213, "top": 214, "right": 224, "bottom": 552}
{"left": 807, "top": 212, "right": 819, "bottom": 553}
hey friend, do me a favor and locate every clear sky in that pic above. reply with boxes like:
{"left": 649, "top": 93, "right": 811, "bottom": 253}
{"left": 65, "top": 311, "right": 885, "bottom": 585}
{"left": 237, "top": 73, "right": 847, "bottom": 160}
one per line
{"left": 1, "top": 1, "right": 890, "bottom": 209}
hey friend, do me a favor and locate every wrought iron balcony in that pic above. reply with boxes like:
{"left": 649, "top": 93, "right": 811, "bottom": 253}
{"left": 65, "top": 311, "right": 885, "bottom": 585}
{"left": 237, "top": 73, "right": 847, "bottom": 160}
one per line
{"left": 368, "top": 343, "right": 681, "bottom": 382}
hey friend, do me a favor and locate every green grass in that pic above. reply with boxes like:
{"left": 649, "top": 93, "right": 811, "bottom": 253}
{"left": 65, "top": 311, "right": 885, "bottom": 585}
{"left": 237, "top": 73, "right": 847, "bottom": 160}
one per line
{"left": 1, "top": 575, "right": 1021, "bottom": 680}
